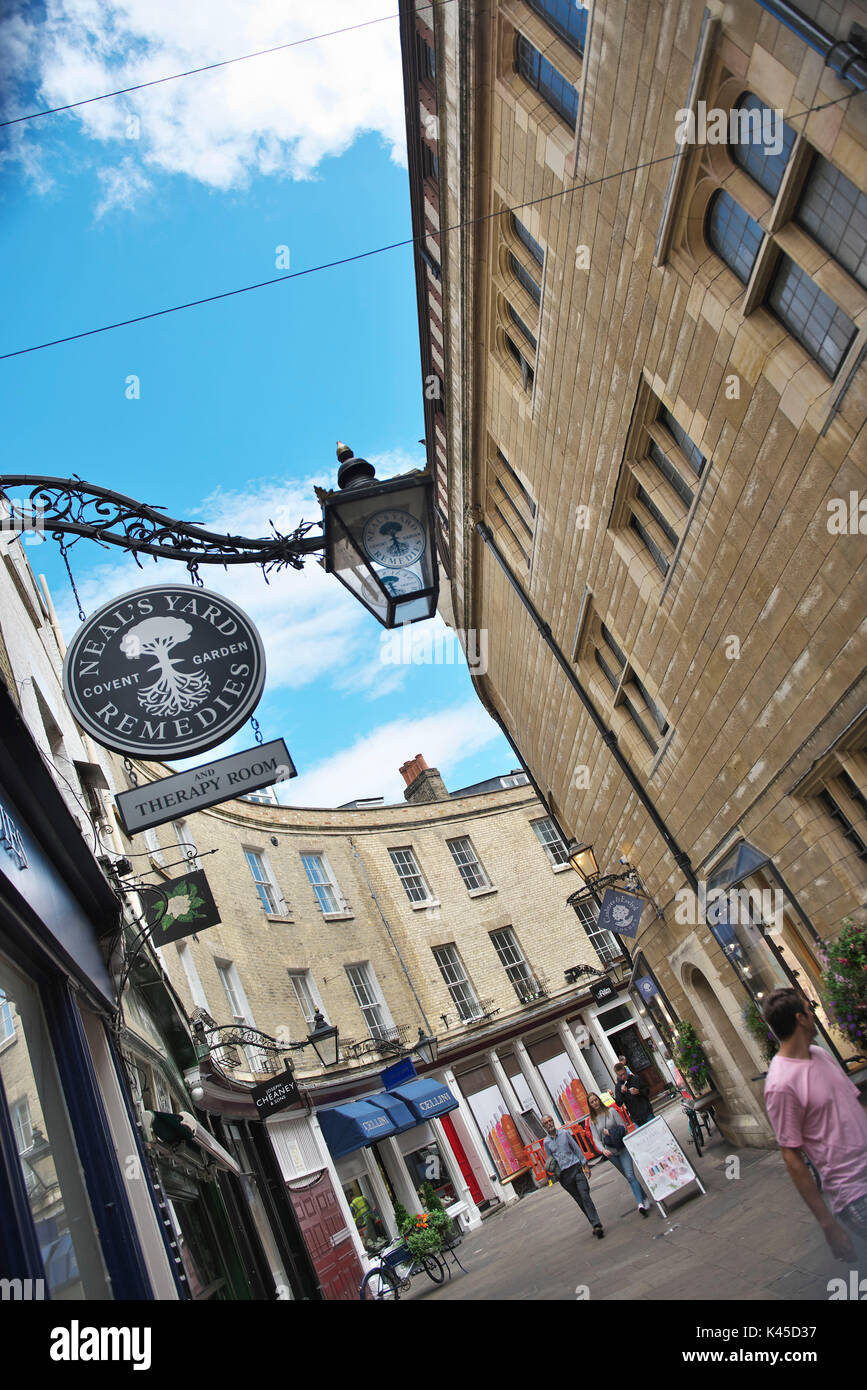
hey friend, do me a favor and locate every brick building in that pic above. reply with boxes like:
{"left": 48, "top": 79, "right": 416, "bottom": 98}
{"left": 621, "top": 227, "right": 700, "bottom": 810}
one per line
{"left": 400, "top": 0, "right": 867, "bottom": 1145}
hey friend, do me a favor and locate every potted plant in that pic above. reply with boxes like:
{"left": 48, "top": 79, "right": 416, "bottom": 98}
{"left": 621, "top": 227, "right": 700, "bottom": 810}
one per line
{"left": 742, "top": 996, "right": 779, "bottom": 1065}
{"left": 819, "top": 919, "right": 867, "bottom": 1056}
{"left": 673, "top": 1019, "right": 711, "bottom": 1092}
{"left": 393, "top": 1186, "right": 453, "bottom": 1259}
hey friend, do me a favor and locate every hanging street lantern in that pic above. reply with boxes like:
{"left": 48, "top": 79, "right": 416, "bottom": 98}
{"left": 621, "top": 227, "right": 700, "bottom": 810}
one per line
{"left": 307, "top": 1009, "right": 340, "bottom": 1068}
{"left": 317, "top": 443, "right": 439, "bottom": 629}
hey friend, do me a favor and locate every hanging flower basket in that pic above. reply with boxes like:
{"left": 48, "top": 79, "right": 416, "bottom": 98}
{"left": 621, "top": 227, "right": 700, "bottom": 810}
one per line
{"left": 819, "top": 919, "right": 867, "bottom": 1055}
{"left": 742, "top": 996, "right": 779, "bottom": 1065}
{"left": 673, "top": 1020, "right": 711, "bottom": 1092}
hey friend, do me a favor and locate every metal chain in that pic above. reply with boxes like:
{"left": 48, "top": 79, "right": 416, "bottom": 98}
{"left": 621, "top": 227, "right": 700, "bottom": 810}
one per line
{"left": 250, "top": 716, "right": 263, "bottom": 746}
{"left": 123, "top": 757, "right": 139, "bottom": 788}
{"left": 187, "top": 560, "right": 203, "bottom": 587}
{"left": 58, "top": 537, "right": 86, "bottom": 623}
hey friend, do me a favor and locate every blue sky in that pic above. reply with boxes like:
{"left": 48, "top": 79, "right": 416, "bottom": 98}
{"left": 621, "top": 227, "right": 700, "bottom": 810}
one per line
{"left": 0, "top": 1, "right": 511, "bottom": 804}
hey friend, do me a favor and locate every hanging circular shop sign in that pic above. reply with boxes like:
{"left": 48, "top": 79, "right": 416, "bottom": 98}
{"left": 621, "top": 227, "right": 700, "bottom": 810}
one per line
{"left": 62, "top": 584, "right": 266, "bottom": 758}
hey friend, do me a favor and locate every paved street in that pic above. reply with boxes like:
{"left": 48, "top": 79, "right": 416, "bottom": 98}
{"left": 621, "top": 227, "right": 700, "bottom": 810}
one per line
{"left": 408, "top": 1103, "right": 847, "bottom": 1302}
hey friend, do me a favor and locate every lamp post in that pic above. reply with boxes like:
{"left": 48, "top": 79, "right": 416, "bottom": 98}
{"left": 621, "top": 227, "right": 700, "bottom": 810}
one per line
{"left": 0, "top": 443, "right": 439, "bottom": 632}
{"left": 565, "top": 838, "right": 635, "bottom": 969}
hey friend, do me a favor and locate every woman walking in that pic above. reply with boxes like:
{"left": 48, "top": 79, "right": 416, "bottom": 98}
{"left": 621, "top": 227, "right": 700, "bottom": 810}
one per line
{"left": 584, "top": 1093, "right": 650, "bottom": 1216}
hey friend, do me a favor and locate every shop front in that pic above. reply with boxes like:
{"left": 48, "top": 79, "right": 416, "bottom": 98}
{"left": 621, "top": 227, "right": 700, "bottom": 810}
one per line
{"left": 0, "top": 688, "right": 169, "bottom": 1298}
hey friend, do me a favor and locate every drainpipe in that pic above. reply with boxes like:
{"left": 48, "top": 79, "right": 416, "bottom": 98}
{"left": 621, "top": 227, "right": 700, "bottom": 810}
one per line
{"left": 755, "top": 1, "right": 867, "bottom": 92}
{"left": 475, "top": 521, "right": 700, "bottom": 895}
{"left": 348, "top": 839, "right": 432, "bottom": 1033}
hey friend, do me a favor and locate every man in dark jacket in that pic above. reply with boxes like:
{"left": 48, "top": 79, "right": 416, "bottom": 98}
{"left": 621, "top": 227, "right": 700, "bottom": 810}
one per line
{"left": 614, "top": 1063, "right": 653, "bottom": 1126}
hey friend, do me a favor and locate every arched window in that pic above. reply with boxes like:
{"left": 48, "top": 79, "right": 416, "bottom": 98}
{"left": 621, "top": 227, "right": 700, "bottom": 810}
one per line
{"left": 706, "top": 190, "right": 763, "bottom": 283}
{"left": 729, "top": 92, "right": 796, "bottom": 198}
{"left": 796, "top": 153, "right": 867, "bottom": 290}
{"left": 516, "top": 35, "right": 579, "bottom": 130}
{"left": 526, "top": 0, "right": 588, "bottom": 55}
{"left": 512, "top": 215, "right": 545, "bottom": 267}
{"left": 767, "top": 255, "right": 857, "bottom": 377}
{"left": 508, "top": 250, "right": 541, "bottom": 304}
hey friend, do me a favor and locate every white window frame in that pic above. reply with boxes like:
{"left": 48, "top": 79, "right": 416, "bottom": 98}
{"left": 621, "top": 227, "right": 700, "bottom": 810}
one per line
{"left": 570, "top": 897, "right": 621, "bottom": 966}
{"left": 172, "top": 817, "right": 201, "bottom": 870}
{"left": 0, "top": 989, "right": 14, "bottom": 1043}
{"left": 531, "top": 816, "right": 570, "bottom": 867}
{"left": 345, "top": 963, "right": 394, "bottom": 1043}
{"left": 432, "top": 944, "right": 483, "bottom": 1022}
{"left": 11, "top": 1097, "right": 32, "bottom": 1154}
{"left": 389, "top": 846, "right": 433, "bottom": 904}
{"left": 300, "top": 853, "right": 347, "bottom": 916}
{"left": 490, "top": 927, "right": 539, "bottom": 1000}
{"left": 446, "top": 836, "right": 491, "bottom": 892}
{"left": 143, "top": 827, "right": 165, "bottom": 867}
{"left": 288, "top": 969, "right": 326, "bottom": 1026}
{"left": 244, "top": 848, "right": 285, "bottom": 916}
{"left": 176, "top": 942, "right": 210, "bottom": 1013}
{"left": 215, "top": 959, "right": 269, "bottom": 1072}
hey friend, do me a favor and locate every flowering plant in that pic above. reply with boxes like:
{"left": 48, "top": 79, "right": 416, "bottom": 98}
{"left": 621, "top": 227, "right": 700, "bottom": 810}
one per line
{"left": 672, "top": 1020, "right": 711, "bottom": 1092}
{"left": 820, "top": 919, "right": 867, "bottom": 1053}
{"left": 742, "top": 996, "right": 779, "bottom": 1065}
{"left": 393, "top": 1184, "right": 454, "bottom": 1258}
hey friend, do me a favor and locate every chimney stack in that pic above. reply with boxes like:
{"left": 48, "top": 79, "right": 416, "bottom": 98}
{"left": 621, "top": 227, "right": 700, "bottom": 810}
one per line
{"left": 399, "top": 753, "right": 448, "bottom": 804}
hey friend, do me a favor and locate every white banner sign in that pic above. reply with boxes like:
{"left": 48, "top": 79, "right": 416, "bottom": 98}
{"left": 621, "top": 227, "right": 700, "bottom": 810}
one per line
{"left": 623, "top": 1116, "right": 698, "bottom": 1203}
{"left": 115, "top": 738, "right": 294, "bottom": 833}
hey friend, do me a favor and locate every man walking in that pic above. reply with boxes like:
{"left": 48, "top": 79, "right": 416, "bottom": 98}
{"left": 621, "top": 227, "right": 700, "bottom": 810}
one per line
{"left": 614, "top": 1063, "right": 653, "bottom": 1126}
{"left": 541, "top": 1115, "right": 604, "bottom": 1238}
{"left": 763, "top": 988, "right": 867, "bottom": 1261}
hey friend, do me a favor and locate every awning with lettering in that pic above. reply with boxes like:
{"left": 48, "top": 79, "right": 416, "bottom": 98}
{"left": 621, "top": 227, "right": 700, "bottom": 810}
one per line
{"left": 367, "top": 1091, "right": 416, "bottom": 1135}
{"left": 387, "top": 1078, "right": 459, "bottom": 1121}
{"left": 317, "top": 1100, "right": 398, "bottom": 1158}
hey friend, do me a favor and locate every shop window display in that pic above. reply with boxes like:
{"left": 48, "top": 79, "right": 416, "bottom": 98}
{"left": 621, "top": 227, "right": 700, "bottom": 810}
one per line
{"left": 404, "top": 1140, "right": 456, "bottom": 1207}
{"left": 343, "top": 1177, "right": 389, "bottom": 1253}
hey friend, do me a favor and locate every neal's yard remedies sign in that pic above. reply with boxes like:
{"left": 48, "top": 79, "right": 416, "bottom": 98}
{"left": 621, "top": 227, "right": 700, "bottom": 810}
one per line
{"left": 251, "top": 1071, "right": 302, "bottom": 1119}
{"left": 62, "top": 584, "right": 266, "bottom": 758}
{"left": 115, "top": 738, "right": 295, "bottom": 834}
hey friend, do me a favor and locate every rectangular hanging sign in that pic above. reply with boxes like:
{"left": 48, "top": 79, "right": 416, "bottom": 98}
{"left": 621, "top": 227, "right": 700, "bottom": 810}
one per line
{"left": 251, "top": 1070, "right": 302, "bottom": 1119}
{"left": 142, "top": 869, "right": 222, "bottom": 946}
{"left": 115, "top": 738, "right": 295, "bottom": 834}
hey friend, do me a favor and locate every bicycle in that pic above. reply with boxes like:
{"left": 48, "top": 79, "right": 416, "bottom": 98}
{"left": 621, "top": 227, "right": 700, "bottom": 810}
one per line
{"left": 359, "top": 1239, "right": 446, "bottom": 1300}
{"left": 681, "top": 1096, "right": 705, "bottom": 1157}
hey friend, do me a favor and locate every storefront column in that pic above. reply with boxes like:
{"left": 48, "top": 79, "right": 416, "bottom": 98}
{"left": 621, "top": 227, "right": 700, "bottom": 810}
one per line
{"left": 485, "top": 1049, "right": 525, "bottom": 1119}
{"left": 557, "top": 1019, "right": 598, "bottom": 1095}
{"left": 429, "top": 1116, "right": 483, "bottom": 1230}
{"left": 512, "top": 1039, "right": 554, "bottom": 1118}
{"left": 587, "top": 1008, "right": 621, "bottom": 1070}
{"left": 361, "top": 1146, "right": 400, "bottom": 1237}
{"left": 443, "top": 1068, "right": 519, "bottom": 1207}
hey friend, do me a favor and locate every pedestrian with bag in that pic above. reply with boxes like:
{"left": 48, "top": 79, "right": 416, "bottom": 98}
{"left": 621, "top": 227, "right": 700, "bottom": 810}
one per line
{"left": 541, "top": 1114, "right": 605, "bottom": 1239}
{"left": 585, "top": 1092, "right": 651, "bottom": 1216}
{"left": 614, "top": 1062, "right": 653, "bottom": 1126}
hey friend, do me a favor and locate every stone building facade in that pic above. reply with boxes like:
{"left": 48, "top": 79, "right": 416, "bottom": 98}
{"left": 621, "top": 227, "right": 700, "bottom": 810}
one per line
{"left": 400, "top": 0, "right": 867, "bottom": 1144}
{"left": 119, "top": 748, "right": 668, "bottom": 1259}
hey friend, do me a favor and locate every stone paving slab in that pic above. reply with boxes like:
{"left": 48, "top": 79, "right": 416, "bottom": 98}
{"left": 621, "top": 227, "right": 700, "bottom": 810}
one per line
{"left": 406, "top": 1108, "right": 849, "bottom": 1303}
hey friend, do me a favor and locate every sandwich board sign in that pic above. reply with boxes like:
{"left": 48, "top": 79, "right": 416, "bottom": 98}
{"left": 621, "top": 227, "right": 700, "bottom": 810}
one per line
{"left": 623, "top": 1116, "right": 705, "bottom": 1215}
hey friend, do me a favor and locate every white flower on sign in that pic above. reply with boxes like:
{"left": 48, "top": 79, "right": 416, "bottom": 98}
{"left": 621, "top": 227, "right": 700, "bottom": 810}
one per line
{"left": 121, "top": 617, "right": 211, "bottom": 716}
{"left": 611, "top": 904, "right": 631, "bottom": 926}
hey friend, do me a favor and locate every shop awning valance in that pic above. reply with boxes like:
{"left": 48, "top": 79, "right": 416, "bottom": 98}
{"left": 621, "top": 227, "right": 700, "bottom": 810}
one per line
{"left": 147, "top": 1110, "right": 242, "bottom": 1176}
{"left": 387, "top": 1079, "right": 459, "bottom": 1121}
{"left": 368, "top": 1091, "right": 417, "bottom": 1134}
{"left": 317, "top": 1099, "right": 398, "bottom": 1158}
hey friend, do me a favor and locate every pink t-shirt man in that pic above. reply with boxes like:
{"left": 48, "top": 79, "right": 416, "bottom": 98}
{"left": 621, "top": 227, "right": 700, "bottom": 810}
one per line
{"left": 765, "top": 1045, "right": 867, "bottom": 1214}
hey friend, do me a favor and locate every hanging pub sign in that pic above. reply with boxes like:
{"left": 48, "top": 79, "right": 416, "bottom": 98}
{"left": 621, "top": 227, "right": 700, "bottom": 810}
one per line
{"left": 115, "top": 738, "right": 295, "bottom": 834}
{"left": 251, "top": 1070, "right": 302, "bottom": 1119}
{"left": 589, "top": 978, "right": 616, "bottom": 1006}
{"left": 62, "top": 584, "right": 266, "bottom": 758}
{"left": 597, "top": 886, "right": 646, "bottom": 939}
{"left": 140, "top": 868, "right": 221, "bottom": 946}
{"left": 635, "top": 974, "right": 659, "bottom": 1003}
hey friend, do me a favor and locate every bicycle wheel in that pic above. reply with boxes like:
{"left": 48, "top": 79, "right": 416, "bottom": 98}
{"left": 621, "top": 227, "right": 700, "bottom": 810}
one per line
{"left": 360, "top": 1267, "right": 400, "bottom": 1301}
{"left": 419, "top": 1253, "right": 445, "bottom": 1285}
{"left": 690, "top": 1119, "right": 703, "bottom": 1157}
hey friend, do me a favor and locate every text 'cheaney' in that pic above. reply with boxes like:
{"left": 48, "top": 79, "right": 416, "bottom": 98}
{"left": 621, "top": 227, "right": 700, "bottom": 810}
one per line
{"left": 62, "top": 585, "right": 266, "bottom": 758}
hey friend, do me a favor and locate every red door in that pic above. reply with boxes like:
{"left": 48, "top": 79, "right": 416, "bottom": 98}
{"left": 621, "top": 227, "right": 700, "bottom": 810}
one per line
{"left": 441, "top": 1113, "right": 484, "bottom": 1204}
{"left": 287, "top": 1170, "right": 364, "bottom": 1301}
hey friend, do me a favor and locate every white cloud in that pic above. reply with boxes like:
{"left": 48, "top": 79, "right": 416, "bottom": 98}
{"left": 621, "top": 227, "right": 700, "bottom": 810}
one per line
{"left": 5, "top": 1, "right": 408, "bottom": 198}
{"left": 280, "top": 703, "right": 504, "bottom": 807}
{"left": 94, "top": 154, "right": 153, "bottom": 216}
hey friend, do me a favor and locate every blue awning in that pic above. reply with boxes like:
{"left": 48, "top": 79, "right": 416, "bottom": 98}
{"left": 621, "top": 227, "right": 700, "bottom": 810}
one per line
{"left": 388, "top": 1078, "right": 459, "bottom": 1121}
{"left": 318, "top": 1100, "right": 398, "bottom": 1158}
{"left": 367, "top": 1091, "right": 417, "bottom": 1134}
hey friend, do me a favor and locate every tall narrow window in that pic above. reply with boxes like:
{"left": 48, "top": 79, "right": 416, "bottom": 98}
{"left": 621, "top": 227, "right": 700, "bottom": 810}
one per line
{"left": 506, "top": 334, "right": 534, "bottom": 391}
{"left": 489, "top": 447, "right": 537, "bottom": 571}
{"left": 490, "top": 928, "right": 540, "bottom": 1001}
{"left": 767, "top": 256, "right": 857, "bottom": 378}
{"left": 173, "top": 817, "right": 200, "bottom": 869}
{"left": 0, "top": 988, "right": 14, "bottom": 1042}
{"left": 706, "top": 190, "right": 763, "bottom": 284}
{"left": 345, "top": 963, "right": 392, "bottom": 1041}
{"left": 447, "top": 837, "right": 491, "bottom": 891}
{"left": 512, "top": 216, "right": 544, "bottom": 266}
{"left": 729, "top": 93, "right": 795, "bottom": 197}
{"left": 531, "top": 816, "right": 569, "bottom": 866}
{"left": 288, "top": 969, "right": 325, "bottom": 1026}
{"left": 796, "top": 155, "right": 867, "bottom": 290}
{"left": 176, "top": 942, "right": 210, "bottom": 1013}
{"left": 526, "top": 0, "right": 588, "bottom": 55}
{"left": 216, "top": 960, "right": 267, "bottom": 1071}
{"left": 516, "top": 35, "right": 579, "bottom": 129}
{"left": 143, "top": 827, "right": 165, "bottom": 866}
{"left": 508, "top": 251, "right": 541, "bottom": 305}
{"left": 244, "top": 849, "right": 283, "bottom": 916}
{"left": 817, "top": 789, "right": 867, "bottom": 863}
{"left": 389, "top": 847, "right": 432, "bottom": 903}
{"left": 301, "top": 854, "right": 344, "bottom": 915}
{"left": 570, "top": 897, "right": 621, "bottom": 965}
{"left": 432, "top": 944, "right": 483, "bottom": 1021}
{"left": 11, "top": 1097, "right": 32, "bottom": 1154}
